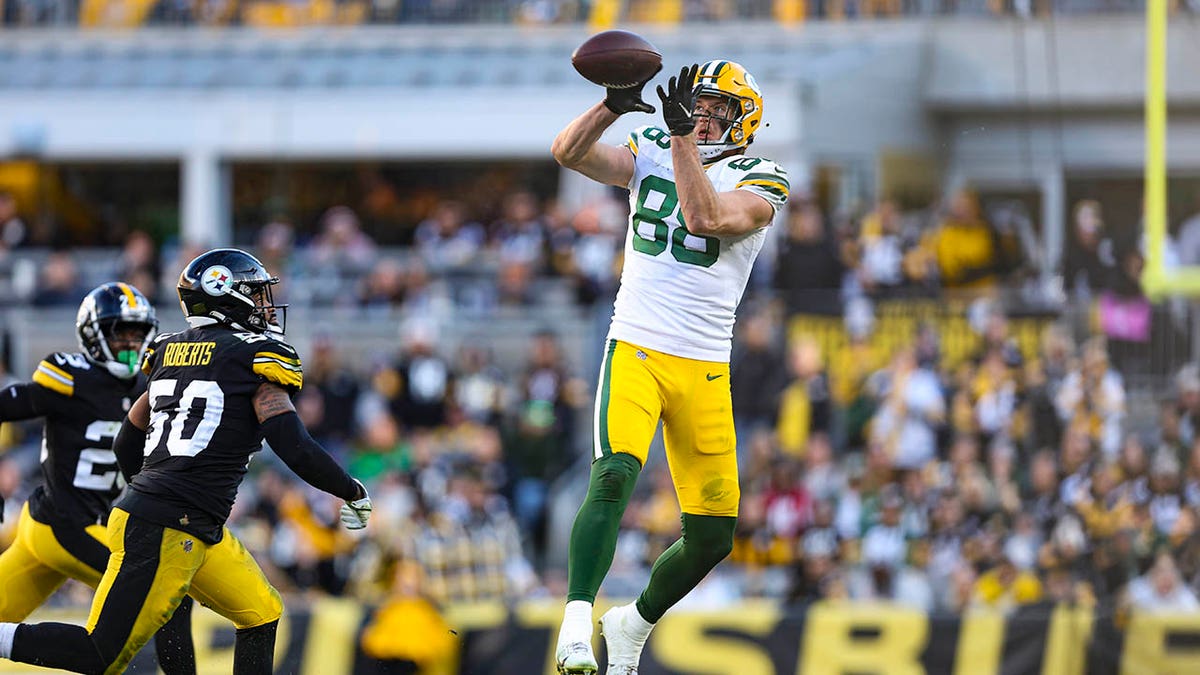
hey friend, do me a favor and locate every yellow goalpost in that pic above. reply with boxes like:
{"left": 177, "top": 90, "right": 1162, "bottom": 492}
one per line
{"left": 1140, "top": 0, "right": 1200, "bottom": 298}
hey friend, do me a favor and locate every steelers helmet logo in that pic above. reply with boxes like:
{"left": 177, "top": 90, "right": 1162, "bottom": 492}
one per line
{"left": 201, "top": 265, "right": 234, "bottom": 296}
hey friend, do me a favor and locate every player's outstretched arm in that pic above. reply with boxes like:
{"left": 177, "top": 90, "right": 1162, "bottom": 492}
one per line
{"left": 551, "top": 102, "right": 635, "bottom": 188}
{"left": 0, "top": 381, "right": 55, "bottom": 522}
{"left": 113, "top": 391, "right": 151, "bottom": 482}
{"left": 657, "top": 65, "right": 775, "bottom": 237}
{"left": 675, "top": 150, "right": 774, "bottom": 237}
{"left": 0, "top": 382, "right": 52, "bottom": 422}
{"left": 254, "top": 383, "right": 370, "bottom": 525}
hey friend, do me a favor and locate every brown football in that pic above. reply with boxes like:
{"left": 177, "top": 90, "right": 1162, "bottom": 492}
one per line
{"left": 571, "top": 30, "right": 662, "bottom": 89}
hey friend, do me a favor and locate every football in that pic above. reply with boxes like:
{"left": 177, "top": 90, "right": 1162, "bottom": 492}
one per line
{"left": 571, "top": 30, "right": 662, "bottom": 89}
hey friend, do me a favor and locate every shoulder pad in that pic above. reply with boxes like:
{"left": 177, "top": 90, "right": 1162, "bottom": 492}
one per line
{"left": 231, "top": 331, "right": 275, "bottom": 345}
{"left": 32, "top": 352, "right": 89, "bottom": 397}
{"left": 251, "top": 338, "right": 304, "bottom": 392}
{"left": 627, "top": 125, "right": 672, "bottom": 158}
{"left": 730, "top": 157, "right": 790, "bottom": 210}
{"left": 141, "top": 332, "right": 177, "bottom": 376}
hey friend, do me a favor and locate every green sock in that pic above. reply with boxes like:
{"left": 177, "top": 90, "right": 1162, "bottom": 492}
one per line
{"left": 635, "top": 513, "right": 736, "bottom": 623}
{"left": 566, "top": 452, "right": 642, "bottom": 603}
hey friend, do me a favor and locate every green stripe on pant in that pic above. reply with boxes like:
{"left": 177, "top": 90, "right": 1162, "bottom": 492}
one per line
{"left": 597, "top": 339, "right": 617, "bottom": 457}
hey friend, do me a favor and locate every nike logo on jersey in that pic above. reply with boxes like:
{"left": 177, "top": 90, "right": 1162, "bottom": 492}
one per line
{"left": 706, "top": 373, "right": 723, "bottom": 381}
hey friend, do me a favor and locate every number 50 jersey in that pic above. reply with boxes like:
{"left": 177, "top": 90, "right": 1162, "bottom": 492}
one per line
{"left": 116, "top": 325, "right": 303, "bottom": 544}
{"left": 611, "top": 126, "right": 790, "bottom": 363}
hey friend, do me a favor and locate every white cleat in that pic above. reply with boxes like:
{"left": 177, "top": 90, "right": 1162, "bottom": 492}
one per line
{"left": 600, "top": 607, "right": 648, "bottom": 675}
{"left": 556, "top": 641, "right": 598, "bottom": 675}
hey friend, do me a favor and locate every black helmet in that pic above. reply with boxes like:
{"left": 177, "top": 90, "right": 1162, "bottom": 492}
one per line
{"left": 177, "top": 248, "right": 287, "bottom": 335}
{"left": 76, "top": 282, "right": 158, "bottom": 379}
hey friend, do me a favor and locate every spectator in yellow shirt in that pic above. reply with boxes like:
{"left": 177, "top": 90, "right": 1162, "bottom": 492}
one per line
{"left": 924, "top": 190, "right": 997, "bottom": 291}
{"left": 776, "top": 337, "right": 830, "bottom": 458}
{"left": 973, "top": 555, "right": 1044, "bottom": 611}
{"left": 361, "top": 560, "right": 457, "bottom": 675}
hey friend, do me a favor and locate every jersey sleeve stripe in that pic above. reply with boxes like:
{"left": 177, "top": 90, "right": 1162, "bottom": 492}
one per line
{"left": 33, "top": 364, "right": 74, "bottom": 396}
{"left": 38, "top": 361, "right": 72, "bottom": 380}
{"left": 253, "top": 356, "right": 302, "bottom": 372}
{"left": 739, "top": 172, "right": 790, "bottom": 189}
{"left": 626, "top": 131, "right": 640, "bottom": 156}
{"left": 253, "top": 361, "right": 304, "bottom": 390}
{"left": 254, "top": 351, "right": 301, "bottom": 367}
{"left": 736, "top": 180, "right": 790, "bottom": 198}
{"left": 141, "top": 348, "right": 155, "bottom": 375}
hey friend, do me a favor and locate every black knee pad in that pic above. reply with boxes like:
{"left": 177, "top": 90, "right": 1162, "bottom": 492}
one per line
{"left": 82, "top": 643, "right": 108, "bottom": 675}
{"left": 156, "top": 596, "right": 197, "bottom": 675}
{"left": 233, "top": 619, "right": 279, "bottom": 675}
{"left": 172, "top": 596, "right": 195, "bottom": 617}
{"left": 235, "top": 619, "right": 278, "bottom": 639}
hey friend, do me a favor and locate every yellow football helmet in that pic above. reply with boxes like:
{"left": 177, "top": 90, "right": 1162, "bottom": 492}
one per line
{"left": 692, "top": 60, "right": 764, "bottom": 160}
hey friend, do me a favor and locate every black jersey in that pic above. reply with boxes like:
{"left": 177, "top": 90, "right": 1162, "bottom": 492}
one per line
{"left": 115, "top": 325, "right": 303, "bottom": 544}
{"left": 26, "top": 351, "right": 144, "bottom": 527}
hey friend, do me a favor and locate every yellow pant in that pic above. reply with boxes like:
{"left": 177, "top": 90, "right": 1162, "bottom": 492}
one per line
{"left": 593, "top": 339, "right": 739, "bottom": 516}
{"left": 0, "top": 503, "right": 109, "bottom": 620}
{"left": 86, "top": 508, "right": 282, "bottom": 674}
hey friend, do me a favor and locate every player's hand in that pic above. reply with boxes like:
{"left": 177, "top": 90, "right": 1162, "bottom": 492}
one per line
{"left": 656, "top": 64, "right": 698, "bottom": 137}
{"left": 340, "top": 479, "right": 371, "bottom": 530}
{"left": 604, "top": 64, "right": 661, "bottom": 115}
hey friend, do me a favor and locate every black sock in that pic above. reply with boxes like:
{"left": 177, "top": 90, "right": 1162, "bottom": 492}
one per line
{"left": 155, "top": 595, "right": 197, "bottom": 675}
{"left": 233, "top": 620, "right": 278, "bottom": 675}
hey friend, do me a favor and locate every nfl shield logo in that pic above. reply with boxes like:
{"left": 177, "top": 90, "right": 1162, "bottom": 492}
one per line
{"left": 183, "top": 540, "right": 193, "bottom": 553}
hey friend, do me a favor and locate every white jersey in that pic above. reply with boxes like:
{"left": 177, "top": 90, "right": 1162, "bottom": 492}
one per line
{"left": 607, "top": 125, "right": 789, "bottom": 362}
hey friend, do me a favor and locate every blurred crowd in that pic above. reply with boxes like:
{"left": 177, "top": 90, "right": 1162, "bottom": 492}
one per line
{"left": 775, "top": 189, "right": 1152, "bottom": 308}
{"left": 773, "top": 187, "right": 1197, "bottom": 381}
{"left": 0, "top": 184, "right": 1171, "bottom": 322}
{"left": 0, "top": 190, "right": 628, "bottom": 315}
{"left": 2, "top": 179, "right": 1200, "bottom": 669}
{"left": 722, "top": 311, "right": 1200, "bottom": 618}
{"left": 0, "top": 0, "right": 1162, "bottom": 28}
